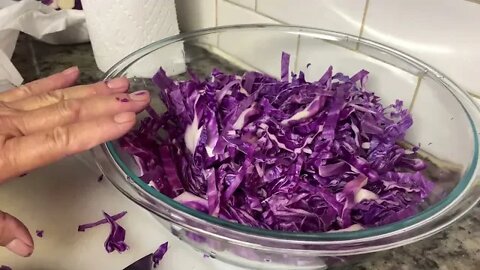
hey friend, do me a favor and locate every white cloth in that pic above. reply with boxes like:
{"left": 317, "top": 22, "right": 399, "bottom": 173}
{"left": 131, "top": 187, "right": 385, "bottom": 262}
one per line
{"left": 0, "top": 0, "right": 88, "bottom": 87}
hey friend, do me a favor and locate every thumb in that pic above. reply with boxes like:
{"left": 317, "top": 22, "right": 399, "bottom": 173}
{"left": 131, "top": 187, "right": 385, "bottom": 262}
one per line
{"left": 0, "top": 211, "right": 33, "bottom": 257}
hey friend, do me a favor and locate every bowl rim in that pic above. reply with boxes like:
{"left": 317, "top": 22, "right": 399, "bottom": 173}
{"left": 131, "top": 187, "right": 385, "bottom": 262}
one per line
{"left": 100, "top": 24, "right": 480, "bottom": 242}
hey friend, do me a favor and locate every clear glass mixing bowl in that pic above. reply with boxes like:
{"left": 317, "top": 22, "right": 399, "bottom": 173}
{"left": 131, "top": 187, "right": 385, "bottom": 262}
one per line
{"left": 93, "top": 25, "right": 480, "bottom": 269}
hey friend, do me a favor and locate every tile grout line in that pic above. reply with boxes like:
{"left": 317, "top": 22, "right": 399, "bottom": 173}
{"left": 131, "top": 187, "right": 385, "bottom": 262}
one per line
{"left": 293, "top": 35, "right": 301, "bottom": 72}
{"left": 215, "top": 0, "right": 219, "bottom": 27}
{"left": 210, "top": 45, "right": 268, "bottom": 74}
{"left": 211, "top": 0, "right": 480, "bottom": 108}
{"left": 255, "top": 8, "right": 288, "bottom": 24}
{"left": 224, "top": 0, "right": 286, "bottom": 24}
{"left": 223, "top": 0, "right": 418, "bottom": 79}
{"left": 408, "top": 73, "right": 424, "bottom": 113}
{"left": 225, "top": 0, "right": 255, "bottom": 12}
{"left": 324, "top": 38, "right": 419, "bottom": 76}
{"left": 215, "top": 0, "right": 219, "bottom": 47}
{"left": 355, "top": 0, "right": 370, "bottom": 51}
{"left": 410, "top": 77, "right": 480, "bottom": 108}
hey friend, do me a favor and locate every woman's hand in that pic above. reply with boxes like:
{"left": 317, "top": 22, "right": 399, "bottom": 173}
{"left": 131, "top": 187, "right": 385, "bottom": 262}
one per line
{"left": 0, "top": 66, "right": 150, "bottom": 256}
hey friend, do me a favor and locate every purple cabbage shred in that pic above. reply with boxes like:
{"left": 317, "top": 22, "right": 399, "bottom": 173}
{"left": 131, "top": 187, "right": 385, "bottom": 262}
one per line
{"left": 78, "top": 211, "right": 127, "bottom": 232}
{"left": 152, "top": 242, "right": 168, "bottom": 268}
{"left": 35, "top": 230, "right": 44, "bottom": 238}
{"left": 120, "top": 52, "right": 434, "bottom": 232}
{"left": 103, "top": 211, "right": 128, "bottom": 253}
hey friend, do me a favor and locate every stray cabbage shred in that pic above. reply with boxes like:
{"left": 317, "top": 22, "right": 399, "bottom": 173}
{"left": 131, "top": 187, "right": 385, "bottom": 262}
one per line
{"left": 152, "top": 241, "right": 169, "bottom": 268}
{"left": 120, "top": 52, "right": 434, "bottom": 232}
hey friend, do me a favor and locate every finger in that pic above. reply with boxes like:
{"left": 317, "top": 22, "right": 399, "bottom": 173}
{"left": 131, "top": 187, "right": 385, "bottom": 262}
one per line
{"left": 0, "top": 112, "right": 137, "bottom": 181}
{"left": 5, "top": 77, "right": 130, "bottom": 111}
{"left": 0, "top": 66, "right": 79, "bottom": 103}
{"left": 8, "top": 90, "right": 149, "bottom": 135}
{"left": 62, "top": 77, "right": 131, "bottom": 99}
{"left": 0, "top": 211, "right": 33, "bottom": 257}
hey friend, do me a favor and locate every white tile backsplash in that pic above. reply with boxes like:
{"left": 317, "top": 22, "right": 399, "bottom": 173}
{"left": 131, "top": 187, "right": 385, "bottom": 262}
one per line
{"left": 296, "top": 38, "right": 418, "bottom": 108}
{"left": 363, "top": 0, "right": 480, "bottom": 95}
{"left": 175, "top": 0, "right": 217, "bottom": 45}
{"left": 218, "top": 0, "right": 276, "bottom": 26}
{"left": 176, "top": 0, "right": 216, "bottom": 32}
{"left": 227, "top": 0, "right": 256, "bottom": 9}
{"left": 175, "top": 0, "right": 480, "bottom": 105}
{"left": 256, "top": 0, "right": 367, "bottom": 35}
{"left": 217, "top": 0, "right": 297, "bottom": 76}
{"left": 406, "top": 75, "right": 475, "bottom": 163}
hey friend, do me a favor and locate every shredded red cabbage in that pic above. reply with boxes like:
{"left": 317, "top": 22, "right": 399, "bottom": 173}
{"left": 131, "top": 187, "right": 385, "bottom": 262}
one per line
{"left": 0, "top": 265, "right": 12, "bottom": 270}
{"left": 152, "top": 242, "right": 168, "bottom": 268}
{"left": 78, "top": 211, "right": 127, "bottom": 232}
{"left": 120, "top": 52, "right": 434, "bottom": 232}
{"left": 103, "top": 211, "right": 128, "bottom": 253}
{"left": 35, "top": 230, "right": 44, "bottom": 238}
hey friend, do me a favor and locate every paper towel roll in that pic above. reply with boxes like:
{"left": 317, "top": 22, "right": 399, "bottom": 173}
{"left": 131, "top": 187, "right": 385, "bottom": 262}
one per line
{"left": 81, "top": 0, "right": 184, "bottom": 76}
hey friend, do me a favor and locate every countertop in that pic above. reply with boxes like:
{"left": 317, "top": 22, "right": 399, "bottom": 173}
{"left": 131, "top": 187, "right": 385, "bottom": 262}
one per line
{"left": 5, "top": 34, "right": 480, "bottom": 270}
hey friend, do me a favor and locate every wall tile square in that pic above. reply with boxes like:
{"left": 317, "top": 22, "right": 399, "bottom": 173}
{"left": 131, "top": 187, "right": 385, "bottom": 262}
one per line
{"left": 227, "top": 0, "right": 256, "bottom": 9}
{"left": 406, "top": 75, "right": 474, "bottom": 163}
{"left": 296, "top": 37, "right": 418, "bottom": 108}
{"left": 257, "top": 0, "right": 366, "bottom": 35}
{"left": 176, "top": 0, "right": 217, "bottom": 46}
{"left": 217, "top": 0, "right": 297, "bottom": 76}
{"left": 218, "top": 0, "right": 276, "bottom": 26}
{"left": 364, "top": 0, "right": 480, "bottom": 95}
{"left": 176, "top": 0, "right": 216, "bottom": 32}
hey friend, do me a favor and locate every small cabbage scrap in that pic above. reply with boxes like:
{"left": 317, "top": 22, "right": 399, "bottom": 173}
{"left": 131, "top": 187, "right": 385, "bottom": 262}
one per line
{"left": 78, "top": 211, "right": 128, "bottom": 253}
{"left": 103, "top": 212, "right": 128, "bottom": 253}
{"left": 120, "top": 52, "right": 434, "bottom": 232}
{"left": 35, "top": 230, "right": 44, "bottom": 238}
{"left": 78, "top": 211, "right": 127, "bottom": 232}
{"left": 152, "top": 242, "right": 169, "bottom": 268}
{"left": 0, "top": 265, "right": 12, "bottom": 270}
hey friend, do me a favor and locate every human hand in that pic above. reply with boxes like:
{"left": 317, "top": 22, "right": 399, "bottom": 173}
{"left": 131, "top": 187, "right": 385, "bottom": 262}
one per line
{"left": 0, "top": 66, "right": 150, "bottom": 256}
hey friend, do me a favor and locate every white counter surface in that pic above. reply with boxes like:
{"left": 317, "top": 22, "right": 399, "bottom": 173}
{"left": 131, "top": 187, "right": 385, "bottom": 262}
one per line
{"left": 0, "top": 154, "right": 242, "bottom": 270}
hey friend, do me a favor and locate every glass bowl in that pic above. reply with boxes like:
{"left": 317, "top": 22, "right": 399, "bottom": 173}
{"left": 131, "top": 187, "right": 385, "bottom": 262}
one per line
{"left": 92, "top": 25, "right": 480, "bottom": 269}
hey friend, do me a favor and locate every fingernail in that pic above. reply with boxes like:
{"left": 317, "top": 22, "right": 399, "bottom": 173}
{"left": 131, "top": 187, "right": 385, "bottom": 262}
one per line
{"left": 129, "top": 90, "right": 149, "bottom": 101}
{"left": 107, "top": 78, "right": 129, "bottom": 89}
{"left": 6, "top": 239, "right": 33, "bottom": 257}
{"left": 62, "top": 66, "right": 79, "bottom": 75}
{"left": 116, "top": 97, "right": 130, "bottom": 103}
{"left": 114, "top": 112, "right": 136, "bottom": 124}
